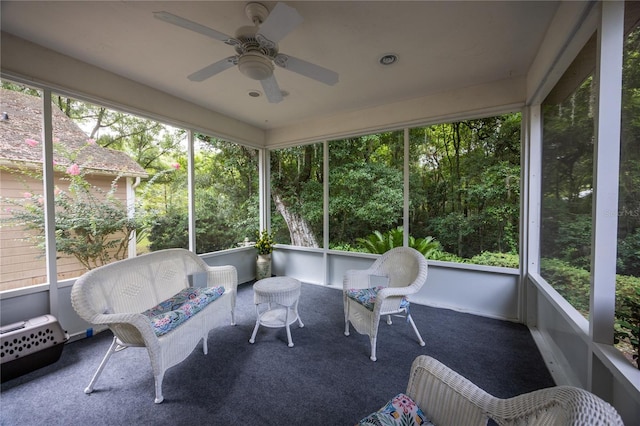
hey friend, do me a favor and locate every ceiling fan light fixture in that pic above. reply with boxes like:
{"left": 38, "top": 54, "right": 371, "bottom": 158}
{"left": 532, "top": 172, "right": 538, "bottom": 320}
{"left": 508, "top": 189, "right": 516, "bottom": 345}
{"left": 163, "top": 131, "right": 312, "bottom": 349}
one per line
{"left": 238, "top": 52, "right": 274, "bottom": 80}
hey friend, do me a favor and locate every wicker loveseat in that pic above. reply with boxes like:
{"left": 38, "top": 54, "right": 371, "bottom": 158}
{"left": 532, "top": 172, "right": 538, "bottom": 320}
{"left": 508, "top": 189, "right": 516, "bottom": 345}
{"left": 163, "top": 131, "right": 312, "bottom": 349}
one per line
{"left": 71, "top": 248, "right": 237, "bottom": 403}
{"left": 357, "top": 355, "right": 624, "bottom": 425}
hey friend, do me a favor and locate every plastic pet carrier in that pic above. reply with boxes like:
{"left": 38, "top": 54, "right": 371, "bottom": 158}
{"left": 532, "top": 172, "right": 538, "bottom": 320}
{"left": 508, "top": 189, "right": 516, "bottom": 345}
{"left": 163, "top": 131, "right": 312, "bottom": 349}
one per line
{"left": 0, "top": 314, "right": 69, "bottom": 382}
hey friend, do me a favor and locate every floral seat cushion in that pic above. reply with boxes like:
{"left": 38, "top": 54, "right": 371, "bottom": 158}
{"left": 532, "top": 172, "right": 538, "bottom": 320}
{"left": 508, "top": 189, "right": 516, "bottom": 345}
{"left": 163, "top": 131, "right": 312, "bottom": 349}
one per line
{"left": 346, "top": 286, "right": 410, "bottom": 311}
{"left": 142, "top": 286, "right": 225, "bottom": 336}
{"left": 356, "top": 393, "right": 434, "bottom": 426}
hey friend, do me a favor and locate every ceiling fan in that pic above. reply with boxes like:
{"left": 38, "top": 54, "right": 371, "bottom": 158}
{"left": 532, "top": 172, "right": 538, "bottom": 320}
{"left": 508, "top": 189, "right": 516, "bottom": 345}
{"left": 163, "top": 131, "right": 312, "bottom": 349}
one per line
{"left": 154, "top": 2, "right": 339, "bottom": 103}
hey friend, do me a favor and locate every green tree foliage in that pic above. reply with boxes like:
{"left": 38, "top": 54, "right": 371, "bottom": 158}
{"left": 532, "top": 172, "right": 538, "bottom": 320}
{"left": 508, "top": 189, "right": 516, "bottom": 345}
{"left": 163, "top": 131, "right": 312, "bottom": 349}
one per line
{"left": 146, "top": 136, "right": 260, "bottom": 253}
{"left": 409, "top": 115, "right": 521, "bottom": 258}
{"left": 541, "top": 76, "right": 594, "bottom": 269}
{"left": 618, "top": 26, "right": 640, "bottom": 277}
{"left": 330, "top": 162, "right": 403, "bottom": 244}
{"left": 328, "top": 132, "right": 404, "bottom": 247}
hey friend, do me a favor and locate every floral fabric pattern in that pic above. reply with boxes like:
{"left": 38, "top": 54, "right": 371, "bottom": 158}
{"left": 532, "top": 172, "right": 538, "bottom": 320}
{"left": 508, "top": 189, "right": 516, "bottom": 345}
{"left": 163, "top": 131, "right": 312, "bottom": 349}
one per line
{"left": 142, "top": 286, "right": 225, "bottom": 336}
{"left": 356, "top": 393, "right": 433, "bottom": 426}
{"left": 346, "top": 286, "right": 410, "bottom": 311}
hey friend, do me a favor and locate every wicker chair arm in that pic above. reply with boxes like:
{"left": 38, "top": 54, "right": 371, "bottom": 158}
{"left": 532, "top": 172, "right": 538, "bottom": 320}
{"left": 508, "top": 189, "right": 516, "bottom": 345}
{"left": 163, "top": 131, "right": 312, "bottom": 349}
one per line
{"left": 488, "top": 386, "right": 625, "bottom": 425}
{"left": 90, "top": 312, "right": 159, "bottom": 349}
{"left": 206, "top": 265, "right": 238, "bottom": 290}
{"left": 406, "top": 356, "right": 624, "bottom": 426}
{"left": 376, "top": 284, "right": 417, "bottom": 299}
{"left": 343, "top": 269, "right": 376, "bottom": 290}
{"left": 407, "top": 355, "right": 505, "bottom": 425}
{"left": 373, "top": 285, "right": 417, "bottom": 314}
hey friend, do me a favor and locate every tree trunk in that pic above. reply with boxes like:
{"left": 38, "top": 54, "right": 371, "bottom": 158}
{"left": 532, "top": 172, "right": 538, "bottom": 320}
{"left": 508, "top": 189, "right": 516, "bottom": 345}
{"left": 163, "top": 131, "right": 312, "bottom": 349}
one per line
{"left": 272, "top": 192, "right": 318, "bottom": 247}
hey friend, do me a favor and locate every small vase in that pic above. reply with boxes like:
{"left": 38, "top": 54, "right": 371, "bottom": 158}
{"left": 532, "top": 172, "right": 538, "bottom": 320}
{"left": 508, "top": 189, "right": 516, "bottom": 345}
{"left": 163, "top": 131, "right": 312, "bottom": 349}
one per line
{"left": 256, "top": 253, "right": 272, "bottom": 280}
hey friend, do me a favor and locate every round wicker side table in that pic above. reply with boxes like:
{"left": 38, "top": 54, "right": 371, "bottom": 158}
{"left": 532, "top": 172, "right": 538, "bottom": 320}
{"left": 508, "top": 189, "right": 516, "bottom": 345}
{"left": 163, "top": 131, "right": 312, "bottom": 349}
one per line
{"left": 249, "top": 276, "right": 304, "bottom": 347}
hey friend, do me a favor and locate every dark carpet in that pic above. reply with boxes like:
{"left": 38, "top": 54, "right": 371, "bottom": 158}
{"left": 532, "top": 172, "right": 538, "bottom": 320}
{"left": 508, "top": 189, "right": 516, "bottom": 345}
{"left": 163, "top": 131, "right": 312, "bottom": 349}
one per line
{"left": 0, "top": 282, "right": 554, "bottom": 426}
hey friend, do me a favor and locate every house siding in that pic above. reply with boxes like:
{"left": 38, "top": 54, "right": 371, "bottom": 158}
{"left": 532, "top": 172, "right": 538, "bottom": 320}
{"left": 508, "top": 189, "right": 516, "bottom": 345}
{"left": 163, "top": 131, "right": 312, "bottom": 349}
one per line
{"left": 0, "top": 170, "right": 129, "bottom": 291}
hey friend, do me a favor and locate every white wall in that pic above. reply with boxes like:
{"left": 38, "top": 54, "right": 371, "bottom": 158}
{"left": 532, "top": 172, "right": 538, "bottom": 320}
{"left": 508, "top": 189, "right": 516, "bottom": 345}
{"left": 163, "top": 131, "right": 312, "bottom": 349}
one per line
{"left": 265, "top": 78, "right": 525, "bottom": 148}
{"left": 275, "top": 246, "right": 520, "bottom": 321}
{"left": 529, "top": 275, "right": 640, "bottom": 424}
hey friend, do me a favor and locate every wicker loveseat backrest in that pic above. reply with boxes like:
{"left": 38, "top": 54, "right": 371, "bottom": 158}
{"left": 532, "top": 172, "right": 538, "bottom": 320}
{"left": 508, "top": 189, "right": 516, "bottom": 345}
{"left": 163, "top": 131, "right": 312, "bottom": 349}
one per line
{"left": 72, "top": 249, "right": 208, "bottom": 321}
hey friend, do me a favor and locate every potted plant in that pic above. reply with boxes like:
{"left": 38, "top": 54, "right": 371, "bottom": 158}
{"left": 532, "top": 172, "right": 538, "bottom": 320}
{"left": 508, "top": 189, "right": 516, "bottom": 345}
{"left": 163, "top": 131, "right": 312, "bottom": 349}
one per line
{"left": 255, "top": 229, "right": 275, "bottom": 280}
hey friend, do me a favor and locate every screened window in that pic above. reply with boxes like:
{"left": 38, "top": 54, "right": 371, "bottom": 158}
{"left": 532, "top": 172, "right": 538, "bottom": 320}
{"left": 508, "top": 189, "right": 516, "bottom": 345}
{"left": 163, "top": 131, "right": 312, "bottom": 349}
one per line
{"left": 615, "top": 9, "right": 640, "bottom": 368}
{"left": 409, "top": 115, "right": 521, "bottom": 266}
{"left": 270, "top": 144, "right": 323, "bottom": 247}
{"left": 194, "top": 136, "right": 259, "bottom": 253}
{"left": 0, "top": 82, "right": 47, "bottom": 291}
{"left": 328, "top": 131, "right": 403, "bottom": 252}
{"left": 540, "top": 34, "right": 596, "bottom": 318}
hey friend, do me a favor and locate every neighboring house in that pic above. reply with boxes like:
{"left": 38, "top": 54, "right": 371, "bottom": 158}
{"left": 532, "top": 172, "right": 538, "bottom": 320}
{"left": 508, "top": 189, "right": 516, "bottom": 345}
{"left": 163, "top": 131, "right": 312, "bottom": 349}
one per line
{"left": 0, "top": 88, "right": 147, "bottom": 291}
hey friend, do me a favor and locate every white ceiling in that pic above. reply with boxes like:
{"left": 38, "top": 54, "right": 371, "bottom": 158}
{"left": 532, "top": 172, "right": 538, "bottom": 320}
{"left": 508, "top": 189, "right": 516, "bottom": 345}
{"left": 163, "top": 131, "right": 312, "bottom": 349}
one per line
{"left": 1, "top": 1, "right": 559, "bottom": 130}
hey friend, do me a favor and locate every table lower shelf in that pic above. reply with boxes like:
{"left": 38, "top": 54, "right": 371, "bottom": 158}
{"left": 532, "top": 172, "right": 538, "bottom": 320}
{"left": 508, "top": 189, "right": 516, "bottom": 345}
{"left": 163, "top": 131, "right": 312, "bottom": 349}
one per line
{"left": 258, "top": 306, "right": 299, "bottom": 328}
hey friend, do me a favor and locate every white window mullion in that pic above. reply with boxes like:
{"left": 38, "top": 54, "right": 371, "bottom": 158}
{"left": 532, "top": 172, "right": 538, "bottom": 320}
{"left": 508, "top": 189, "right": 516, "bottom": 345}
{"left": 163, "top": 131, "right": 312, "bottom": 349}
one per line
{"left": 590, "top": 0, "right": 624, "bottom": 345}
{"left": 259, "top": 148, "right": 270, "bottom": 232}
{"left": 522, "top": 105, "right": 543, "bottom": 325}
{"left": 323, "top": 140, "right": 329, "bottom": 285}
{"left": 41, "top": 89, "right": 58, "bottom": 316}
{"left": 524, "top": 105, "right": 542, "bottom": 277}
{"left": 187, "top": 130, "right": 196, "bottom": 253}
{"left": 403, "top": 128, "right": 410, "bottom": 247}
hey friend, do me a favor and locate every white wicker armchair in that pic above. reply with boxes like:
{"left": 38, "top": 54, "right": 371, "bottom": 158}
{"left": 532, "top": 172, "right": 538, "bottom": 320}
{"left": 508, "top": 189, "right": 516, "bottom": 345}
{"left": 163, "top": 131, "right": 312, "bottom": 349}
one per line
{"left": 402, "top": 355, "right": 624, "bottom": 425}
{"left": 343, "top": 247, "right": 429, "bottom": 361}
{"left": 71, "top": 248, "right": 237, "bottom": 403}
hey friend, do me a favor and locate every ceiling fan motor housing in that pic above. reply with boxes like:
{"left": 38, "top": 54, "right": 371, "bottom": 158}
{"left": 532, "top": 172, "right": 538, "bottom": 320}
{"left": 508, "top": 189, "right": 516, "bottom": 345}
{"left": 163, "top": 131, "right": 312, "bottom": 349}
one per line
{"left": 238, "top": 51, "right": 275, "bottom": 80}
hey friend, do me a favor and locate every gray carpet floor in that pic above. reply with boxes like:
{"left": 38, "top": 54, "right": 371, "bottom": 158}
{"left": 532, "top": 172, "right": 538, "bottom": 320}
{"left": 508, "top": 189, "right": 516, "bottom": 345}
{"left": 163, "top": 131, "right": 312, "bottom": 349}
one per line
{"left": 0, "top": 282, "right": 554, "bottom": 425}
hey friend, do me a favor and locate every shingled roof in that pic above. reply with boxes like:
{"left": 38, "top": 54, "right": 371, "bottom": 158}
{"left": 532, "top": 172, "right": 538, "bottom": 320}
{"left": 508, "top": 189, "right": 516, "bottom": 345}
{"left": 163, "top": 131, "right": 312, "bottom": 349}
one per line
{"left": 0, "top": 88, "right": 147, "bottom": 178}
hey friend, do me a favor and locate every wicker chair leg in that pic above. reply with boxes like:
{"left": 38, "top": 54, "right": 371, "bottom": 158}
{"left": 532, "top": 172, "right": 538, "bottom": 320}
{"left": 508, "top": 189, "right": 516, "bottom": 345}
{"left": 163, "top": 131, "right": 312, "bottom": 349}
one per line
{"left": 84, "top": 336, "right": 119, "bottom": 395}
{"left": 202, "top": 333, "right": 209, "bottom": 355}
{"left": 249, "top": 303, "right": 261, "bottom": 344}
{"left": 153, "top": 373, "right": 164, "bottom": 404}
{"left": 344, "top": 302, "right": 351, "bottom": 336}
{"left": 386, "top": 315, "right": 392, "bottom": 325}
{"left": 231, "top": 308, "right": 236, "bottom": 326}
{"left": 369, "top": 335, "right": 377, "bottom": 361}
{"left": 407, "top": 314, "right": 425, "bottom": 346}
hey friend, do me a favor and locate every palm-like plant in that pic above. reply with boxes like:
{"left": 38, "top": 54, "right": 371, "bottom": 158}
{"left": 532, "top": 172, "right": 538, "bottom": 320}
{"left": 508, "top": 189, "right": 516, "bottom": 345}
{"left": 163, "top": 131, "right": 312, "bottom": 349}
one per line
{"left": 357, "top": 227, "right": 441, "bottom": 257}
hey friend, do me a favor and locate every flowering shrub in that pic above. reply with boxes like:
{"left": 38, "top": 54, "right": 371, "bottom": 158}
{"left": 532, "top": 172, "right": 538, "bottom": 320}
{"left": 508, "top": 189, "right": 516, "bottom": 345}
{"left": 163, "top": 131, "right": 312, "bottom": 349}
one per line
{"left": 255, "top": 230, "right": 275, "bottom": 255}
{"left": 1, "top": 138, "right": 140, "bottom": 270}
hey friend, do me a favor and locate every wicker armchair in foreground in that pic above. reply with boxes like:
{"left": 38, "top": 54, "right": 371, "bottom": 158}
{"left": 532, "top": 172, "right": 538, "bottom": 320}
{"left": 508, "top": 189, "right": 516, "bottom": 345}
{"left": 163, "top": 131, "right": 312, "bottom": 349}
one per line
{"left": 343, "top": 247, "right": 428, "bottom": 361}
{"left": 363, "top": 355, "right": 623, "bottom": 425}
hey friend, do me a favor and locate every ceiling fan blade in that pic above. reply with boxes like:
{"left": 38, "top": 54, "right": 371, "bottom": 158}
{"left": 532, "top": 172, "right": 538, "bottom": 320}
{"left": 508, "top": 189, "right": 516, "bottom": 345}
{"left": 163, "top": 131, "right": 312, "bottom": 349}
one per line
{"left": 274, "top": 54, "right": 339, "bottom": 86}
{"left": 187, "top": 56, "right": 237, "bottom": 82}
{"left": 260, "top": 75, "right": 283, "bottom": 103}
{"left": 153, "top": 11, "right": 237, "bottom": 45}
{"left": 257, "top": 2, "right": 303, "bottom": 45}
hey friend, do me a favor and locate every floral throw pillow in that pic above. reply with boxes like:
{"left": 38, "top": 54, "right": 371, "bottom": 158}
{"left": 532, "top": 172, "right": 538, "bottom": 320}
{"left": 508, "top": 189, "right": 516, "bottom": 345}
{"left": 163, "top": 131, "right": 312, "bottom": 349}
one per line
{"left": 356, "top": 393, "right": 433, "bottom": 426}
